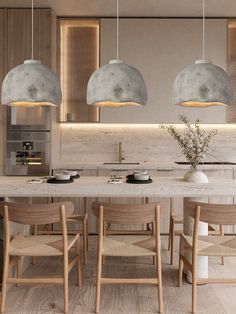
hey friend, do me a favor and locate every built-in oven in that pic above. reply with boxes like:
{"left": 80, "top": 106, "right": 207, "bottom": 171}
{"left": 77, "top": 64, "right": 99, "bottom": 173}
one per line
{"left": 5, "top": 106, "right": 52, "bottom": 176}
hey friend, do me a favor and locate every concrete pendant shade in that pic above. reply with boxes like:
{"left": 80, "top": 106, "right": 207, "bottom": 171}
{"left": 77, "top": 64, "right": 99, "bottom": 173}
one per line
{"left": 1, "top": 60, "right": 62, "bottom": 107}
{"left": 173, "top": 60, "right": 233, "bottom": 107}
{"left": 87, "top": 60, "right": 148, "bottom": 107}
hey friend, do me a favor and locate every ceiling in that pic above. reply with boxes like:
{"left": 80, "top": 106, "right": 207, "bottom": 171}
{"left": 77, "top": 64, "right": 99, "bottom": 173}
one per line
{"left": 0, "top": 0, "right": 236, "bottom": 17}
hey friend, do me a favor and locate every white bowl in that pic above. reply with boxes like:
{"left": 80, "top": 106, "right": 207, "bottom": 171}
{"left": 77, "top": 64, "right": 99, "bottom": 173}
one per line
{"left": 64, "top": 170, "right": 77, "bottom": 176}
{"left": 133, "top": 171, "right": 148, "bottom": 175}
{"left": 55, "top": 173, "right": 71, "bottom": 181}
{"left": 134, "top": 173, "right": 150, "bottom": 181}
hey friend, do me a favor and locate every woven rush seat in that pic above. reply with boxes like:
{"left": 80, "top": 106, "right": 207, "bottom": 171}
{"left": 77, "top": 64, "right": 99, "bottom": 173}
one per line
{"left": 103, "top": 235, "right": 156, "bottom": 256}
{"left": 9, "top": 233, "right": 80, "bottom": 256}
{"left": 182, "top": 234, "right": 236, "bottom": 257}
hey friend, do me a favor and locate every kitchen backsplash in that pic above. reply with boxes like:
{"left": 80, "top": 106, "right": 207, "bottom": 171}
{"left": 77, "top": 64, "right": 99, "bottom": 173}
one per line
{"left": 55, "top": 124, "right": 236, "bottom": 165}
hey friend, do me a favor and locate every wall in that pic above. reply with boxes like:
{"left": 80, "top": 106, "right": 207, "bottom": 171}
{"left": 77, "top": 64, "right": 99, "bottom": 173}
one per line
{"left": 100, "top": 18, "right": 228, "bottom": 123}
{"left": 53, "top": 124, "right": 236, "bottom": 167}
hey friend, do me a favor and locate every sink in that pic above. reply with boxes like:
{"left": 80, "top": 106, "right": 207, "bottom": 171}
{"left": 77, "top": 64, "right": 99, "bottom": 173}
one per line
{"left": 103, "top": 162, "right": 140, "bottom": 165}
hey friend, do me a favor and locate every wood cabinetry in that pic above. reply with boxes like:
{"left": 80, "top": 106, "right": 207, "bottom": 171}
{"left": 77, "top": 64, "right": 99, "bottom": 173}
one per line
{"left": 0, "top": 8, "right": 57, "bottom": 174}
{"left": 0, "top": 9, "right": 6, "bottom": 175}
{"left": 6, "top": 8, "right": 56, "bottom": 70}
{"left": 59, "top": 19, "right": 100, "bottom": 122}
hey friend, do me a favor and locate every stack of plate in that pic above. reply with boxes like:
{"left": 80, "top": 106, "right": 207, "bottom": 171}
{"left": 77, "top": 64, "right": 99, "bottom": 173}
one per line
{"left": 126, "top": 171, "right": 152, "bottom": 184}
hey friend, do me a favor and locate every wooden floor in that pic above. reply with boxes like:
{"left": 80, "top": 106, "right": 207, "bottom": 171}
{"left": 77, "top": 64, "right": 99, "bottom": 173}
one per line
{"left": 3, "top": 236, "right": 236, "bottom": 314}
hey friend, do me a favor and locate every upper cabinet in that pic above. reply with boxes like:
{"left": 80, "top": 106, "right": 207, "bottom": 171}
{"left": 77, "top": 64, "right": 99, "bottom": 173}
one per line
{"left": 59, "top": 19, "right": 100, "bottom": 123}
{"left": 100, "top": 18, "right": 230, "bottom": 123}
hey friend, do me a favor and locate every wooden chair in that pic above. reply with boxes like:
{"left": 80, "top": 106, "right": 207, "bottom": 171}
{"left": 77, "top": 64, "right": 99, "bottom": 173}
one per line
{"left": 0, "top": 201, "right": 81, "bottom": 314}
{"left": 168, "top": 197, "right": 224, "bottom": 265}
{"left": 35, "top": 197, "right": 88, "bottom": 264}
{"left": 168, "top": 198, "right": 183, "bottom": 265}
{"left": 92, "top": 201, "right": 163, "bottom": 314}
{"left": 178, "top": 201, "right": 236, "bottom": 314}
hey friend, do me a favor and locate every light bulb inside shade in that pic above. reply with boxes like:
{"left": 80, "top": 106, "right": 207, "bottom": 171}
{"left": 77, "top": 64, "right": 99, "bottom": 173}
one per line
{"left": 93, "top": 101, "right": 142, "bottom": 107}
{"left": 178, "top": 101, "right": 227, "bottom": 107}
{"left": 8, "top": 101, "right": 57, "bottom": 107}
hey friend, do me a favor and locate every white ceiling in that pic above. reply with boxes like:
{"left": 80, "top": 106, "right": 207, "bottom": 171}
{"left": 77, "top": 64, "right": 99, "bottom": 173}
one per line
{"left": 0, "top": 0, "right": 236, "bottom": 17}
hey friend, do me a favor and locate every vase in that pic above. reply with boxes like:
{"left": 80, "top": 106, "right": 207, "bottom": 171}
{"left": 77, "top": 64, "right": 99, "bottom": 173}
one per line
{"left": 184, "top": 169, "right": 208, "bottom": 183}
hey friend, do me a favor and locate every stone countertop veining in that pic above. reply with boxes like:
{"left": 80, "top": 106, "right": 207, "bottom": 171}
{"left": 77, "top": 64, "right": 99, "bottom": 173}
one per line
{"left": 52, "top": 162, "right": 236, "bottom": 171}
{"left": 1, "top": 176, "right": 236, "bottom": 198}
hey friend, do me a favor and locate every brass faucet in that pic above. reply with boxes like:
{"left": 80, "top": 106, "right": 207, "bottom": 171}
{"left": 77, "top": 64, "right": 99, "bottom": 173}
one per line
{"left": 118, "top": 142, "right": 125, "bottom": 163}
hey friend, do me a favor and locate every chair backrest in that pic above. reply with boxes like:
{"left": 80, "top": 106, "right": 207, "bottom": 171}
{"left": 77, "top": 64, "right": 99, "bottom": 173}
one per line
{"left": 0, "top": 201, "right": 74, "bottom": 225}
{"left": 186, "top": 201, "right": 236, "bottom": 225}
{"left": 92, "top": 201, "right": 158, "bottom": 224}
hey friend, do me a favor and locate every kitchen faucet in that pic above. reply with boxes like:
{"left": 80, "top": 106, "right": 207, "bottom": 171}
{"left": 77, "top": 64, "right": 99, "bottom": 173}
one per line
{"left": 118, "top": 142, "right": 125, "bottom": 162}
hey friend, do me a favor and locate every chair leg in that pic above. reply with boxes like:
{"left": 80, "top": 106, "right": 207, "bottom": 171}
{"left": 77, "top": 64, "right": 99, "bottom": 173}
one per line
{"left": 168, "top": 219, "right": 171, "bottom": 251}
{"left": 220, "top": 225, "right": 224, "bottom": 265}
{"left": 178, "top": 237, "right": 184, "bottom": 287}
{"left": 192, "top": 268, "right": 197, "bottom": 314}
{"left": 15, "top": 256, "right": 21, "bottom": 287}
{"left": 156, "top": 254, "right": 163, "bottom": 313}
{"left": 86, "top": 219, "right": 89, "bottom": 251}
{"left": 152, "top": 222, "right": 156, "bottom": 265}
{"left": 32, "top": 224, "right": 38, "bottom": 265}
{"left": 96, "top": 252, "right": 102, "bottom": 314}
{"left": 170, "top": 218, "right": 174, "bottom": 265}
{"left": 1, "top": 253, "right": 9, "bottom": 313}
{"left": 76, "top": 236, "right": 82, "bottom": 287}
{"left": 63, "top": 256, "right": 69, "bottom": 314}
{"left": 83, "top": 219, "right": 87, "bottom": 265}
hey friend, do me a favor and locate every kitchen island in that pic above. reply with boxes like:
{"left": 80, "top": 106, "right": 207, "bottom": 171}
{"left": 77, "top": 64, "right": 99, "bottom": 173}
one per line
{"left": 0, "top": 176, "right": 235, "bottom": 198}
{"left": 1, "top": 175, "right": 236, "bottom": 280}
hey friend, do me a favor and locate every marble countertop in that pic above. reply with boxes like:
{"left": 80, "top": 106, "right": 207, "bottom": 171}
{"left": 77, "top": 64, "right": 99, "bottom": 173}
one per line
{"left": 1, "top": 176, "right": 236, "bottom": 198}
{"left": 52, "top": 162, "right": 236, "bottom": 171}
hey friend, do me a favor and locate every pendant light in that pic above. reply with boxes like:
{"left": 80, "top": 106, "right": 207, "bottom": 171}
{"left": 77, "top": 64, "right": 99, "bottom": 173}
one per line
{"left": 1, "top": 0, "right": 62, "bottom": 107}
{"left": 86, "top": 0, "right": 147, "bottom": 107}
{"left": 172, "top": 0, "right": 233, "bottom": 107}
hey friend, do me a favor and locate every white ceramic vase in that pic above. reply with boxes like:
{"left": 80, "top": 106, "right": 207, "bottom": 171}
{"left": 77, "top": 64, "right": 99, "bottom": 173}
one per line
{"left": 184, "top": 169, "right": 208, "bottom": 183}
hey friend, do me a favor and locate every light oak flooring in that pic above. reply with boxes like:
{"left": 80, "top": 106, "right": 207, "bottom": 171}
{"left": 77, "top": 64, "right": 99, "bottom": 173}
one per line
{"left": 3, "top": 236, "right": 236, "bottom": 314}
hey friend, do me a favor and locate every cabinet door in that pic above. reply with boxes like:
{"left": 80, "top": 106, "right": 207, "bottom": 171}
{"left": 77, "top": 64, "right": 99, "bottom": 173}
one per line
{"left": 53, "top": 169, "right": 98, "bottom": 233}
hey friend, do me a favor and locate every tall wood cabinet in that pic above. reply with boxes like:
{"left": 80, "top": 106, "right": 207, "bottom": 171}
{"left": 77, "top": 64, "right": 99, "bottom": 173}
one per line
{"left": 0, "top": 8, "right": 57, "bottom": 175}
{"left": 0, "top": 9, "right": 6, "bottom": 176}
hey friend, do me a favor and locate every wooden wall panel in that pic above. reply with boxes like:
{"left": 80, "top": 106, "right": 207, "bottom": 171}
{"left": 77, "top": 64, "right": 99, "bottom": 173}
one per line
{"left": 6, "top": 8, "right": 54, "bottom": 69}
{"left": 0, "top": 9, "right": 6, "bottom": 175}
{"left": 59, "top": 19, "right": 100, "bottom": 122}
{"left": 226, "top": 20, "right": 236, "bottom": 122}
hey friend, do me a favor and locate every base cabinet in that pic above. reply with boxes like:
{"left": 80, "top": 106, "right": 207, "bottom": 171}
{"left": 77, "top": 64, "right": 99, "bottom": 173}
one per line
{"left": 52, "top": 169, "right": 98, "bottom": 233}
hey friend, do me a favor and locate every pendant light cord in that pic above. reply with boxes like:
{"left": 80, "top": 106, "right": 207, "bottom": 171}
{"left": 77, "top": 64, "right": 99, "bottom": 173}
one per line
{"left": 31, "top": 0, "right": 34, "bottom": 59}
{"left": 116, "top": 0, "right": 119, "bottom": 60}
{"left": 202, "top": 0, "right": 205, "bottom": 60}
